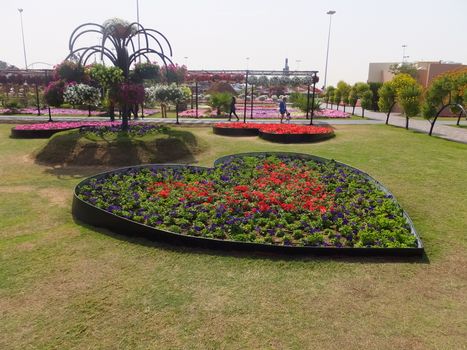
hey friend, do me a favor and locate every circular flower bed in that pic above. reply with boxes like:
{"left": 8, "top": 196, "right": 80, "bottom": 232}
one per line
{"left": 213, "top": 122, "right": 334, "bottom": 143}
{"left": 73, "top": 153, "right": 423, "bottom": 256}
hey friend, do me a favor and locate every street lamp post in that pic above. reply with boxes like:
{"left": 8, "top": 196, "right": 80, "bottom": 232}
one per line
{"left": 243, "top": 57, "right": 250, "bottom": 123}
{"left": 136, "top": 0, "right": 141, "bottom": 63}
{"left": 323, "top": 10, "right": 336, "bottom": 89}
{"left": 18, "top": 8, "right": 28, "bottom": 70}
{"left": 402, "top": 44, "right": 409, "bottom": 64}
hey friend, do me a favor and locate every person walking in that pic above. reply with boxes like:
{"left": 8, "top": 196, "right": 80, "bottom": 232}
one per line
{"left": 228, "top": 96, "right": 239, "bottom": 121}
{"left": 279, "top": 97, "right": 287, "bottom": 123}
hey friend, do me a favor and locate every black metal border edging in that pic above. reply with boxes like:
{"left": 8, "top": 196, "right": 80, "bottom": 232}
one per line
{"left": 212, "top": 126, "right": 259, "bottom": 137}
{"left": 10, "top": 127, "right": 74, "bottom": 138}
{"left": 259, "top": 131, "right": 334, "bottom": 143}
{"left": 72, "top": 153, "right": 424, "bottom": 257}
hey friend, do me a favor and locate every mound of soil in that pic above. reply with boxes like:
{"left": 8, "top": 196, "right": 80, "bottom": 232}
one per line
{"left": 35, "top": 128, "right": 207, "bottom": 166}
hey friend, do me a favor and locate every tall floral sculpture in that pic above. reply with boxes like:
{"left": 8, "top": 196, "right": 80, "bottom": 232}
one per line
{"left": 66, "top": 18, "right": 173, "bottom": 128}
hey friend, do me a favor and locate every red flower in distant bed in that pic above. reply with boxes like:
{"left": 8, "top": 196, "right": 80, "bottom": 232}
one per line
{"left": 214, "top": 122, "right": 332, "bottom": 135}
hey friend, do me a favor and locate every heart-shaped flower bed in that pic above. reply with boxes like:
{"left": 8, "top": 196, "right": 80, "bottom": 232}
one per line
{"left": 212, "top": 123, "right": 334, "bottom": 143}
{"left": 73, "top": 153, "right": 423, "bottom": 256}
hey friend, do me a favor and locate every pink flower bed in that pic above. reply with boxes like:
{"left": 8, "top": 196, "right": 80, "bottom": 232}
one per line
{"left": 14, "top": 121, "right": 121, "bottom": 131}
{"left": 6, "top": 108, "right": 106, "bottom": 116}
{"left": 178, "top": 107, "right": 349, "bottom": 119}
{"left": 315, "top": 109, "right": 350, "bottom": 118}
{"left": 142, "top": 108, "right": 159, "bottom": 115}
{"left": 179, "top": 108, "right": 210, "bottom": 117}
{"left": 2, "top": 107, "right": 159, "bottom": 116}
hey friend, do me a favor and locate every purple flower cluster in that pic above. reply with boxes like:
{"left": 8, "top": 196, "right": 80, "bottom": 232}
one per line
{"left": 80, "top": 123, "right": 168, "bottom": 137}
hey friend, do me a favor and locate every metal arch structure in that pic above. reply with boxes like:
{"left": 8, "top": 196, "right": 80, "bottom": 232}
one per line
{"left": 66, "top": 21, "right": 173, "bottom": 78}
{"left": 65, "top": 20, "right": 174, "bottom": 128}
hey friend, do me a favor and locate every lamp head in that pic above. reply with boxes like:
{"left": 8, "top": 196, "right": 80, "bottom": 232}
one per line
{"left": 327, "top": 10, "right": 336, "bottom": 15}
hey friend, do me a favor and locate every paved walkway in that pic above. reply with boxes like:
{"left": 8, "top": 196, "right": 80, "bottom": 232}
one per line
{"left": 0, "top": 114, "right": 383, "bottom": 125}
{"left": 351, "top": 107, "right": 467, "bottom": 144}
{"left": 1, "top": 109, "right": 466, "bottom": 143}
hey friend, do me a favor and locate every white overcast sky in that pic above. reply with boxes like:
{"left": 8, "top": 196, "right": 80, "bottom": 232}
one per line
{"left": 1, "top": 0, "right": 466, "bottom": 86}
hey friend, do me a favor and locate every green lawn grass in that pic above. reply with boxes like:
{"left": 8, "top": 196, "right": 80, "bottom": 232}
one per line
{"left": 0, "top": 123, "right": 466, "bottom": 349}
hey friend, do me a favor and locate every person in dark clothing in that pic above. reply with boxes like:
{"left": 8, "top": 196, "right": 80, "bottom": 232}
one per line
{"left": 229, "top": 96, "right": 239, "bottom": 121}
{"left": 279, "top": 97, "right": 287, "bottom": 123}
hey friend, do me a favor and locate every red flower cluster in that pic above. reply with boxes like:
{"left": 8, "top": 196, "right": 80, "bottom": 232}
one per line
{"left": 259, "top": 124, "right": 331, "bottom": 135}
{"left": 147, "top": 161, "right": 334, "bottom": 217}
{"left": 214, "top": 122, "right": 333, "bottom": 135}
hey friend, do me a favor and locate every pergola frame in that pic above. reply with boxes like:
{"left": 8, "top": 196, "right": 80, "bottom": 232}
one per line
{"left": 188, "top": 70, "right": 319, "bottom": 124}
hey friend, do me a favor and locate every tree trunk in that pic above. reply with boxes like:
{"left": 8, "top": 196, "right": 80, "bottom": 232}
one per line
{"left": 405, "top": 116, "right": 409, "bottom": 130}
{"left": 352, "top": 104, "right": 356, "bottom": 115}
{"left": 122, "top": 105, "right": 129, "bottom": 130}
{"left": 35, "top": 84, "right": 41, "bottom": 116}
{"left": 362, "top": 109, "right": 365, "bottom": 118}
{"left": 109, "top": 104, "right": 115, "bottom": 122}
{"left": 385, "top": 102, "right": 395, "bottom": 125}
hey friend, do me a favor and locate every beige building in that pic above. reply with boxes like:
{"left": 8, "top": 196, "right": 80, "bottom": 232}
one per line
{"left": 368, "top": 61, "right": 466, "bottom": 87}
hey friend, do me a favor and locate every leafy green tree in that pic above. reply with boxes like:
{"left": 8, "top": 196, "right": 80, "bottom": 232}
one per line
{"left": 209, "top": 92, "right": 232, "bottom": 116}
{"left": 348, "top": 88, "right": 358, "bottom": 115}
{"left": 360, "top": 90, "right": 373, "bottom": 117}
{"left": 257, "top": 76, "right": 269, "bottom": 87}
{"left": 389, "top": 63, "right": 418, "bottom": 79}
{"left": 145, "top": 83, "right": 189, "bottom": 120}
{"left": 378, "top": 81, "right": 397, "bottom": 124}
{"left": 289, "top": 92, "right": 322, "bottom": 115}
{"left": 422, "top": 68, "right": 467, "bottom": 135}
{"left": 333, "top": 89, "right": 342, "bottom": 110}
{"left": 348, "top": 82, "right": 371, "bottom": 115}
{"left": 324, "top": 86, "right": 335, "bottom": 108}
{"left": 336, "top": 81, "right": 351, "bottom": 112}
{"left": 89, "top": 64, "right": 124, "bottom": 120}
{"left": 391, "top": 74, "right": 418, "bottom": 95}
{"left": 398, "top": 84, "right": 422, "bottom": 129}
{"left": 368, "top": 82, "right": 383, "bottom": 111}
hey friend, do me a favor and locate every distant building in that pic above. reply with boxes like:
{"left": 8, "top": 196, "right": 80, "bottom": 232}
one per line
{"left": 368, "top": 61, "right": 466, "bottom": 87}
{"left": 282, "top": 58, "right": 290, "bottom": 75}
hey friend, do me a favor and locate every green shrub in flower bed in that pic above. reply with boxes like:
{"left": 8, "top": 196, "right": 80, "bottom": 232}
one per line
{"left": 74, "top": 153, "right": 422, "bottom": 254}
{"left": 35, "top": 125, "right": 205, "bottom": 166}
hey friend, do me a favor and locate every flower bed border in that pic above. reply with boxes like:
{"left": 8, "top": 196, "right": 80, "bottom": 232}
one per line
{"left": 212, "top": 124, "right": 334, "bottom": 143}
{"left": 72, "top": 152, "right": 424, "bottom": 257}
{"left": 259, "top": 131, "right": 334, "bottom": 143}
{"left": 212, "top": 125, "right": 260, "bottom": 137}
{"left": 10, "top": 127, "right": 74, "bottom": 139}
